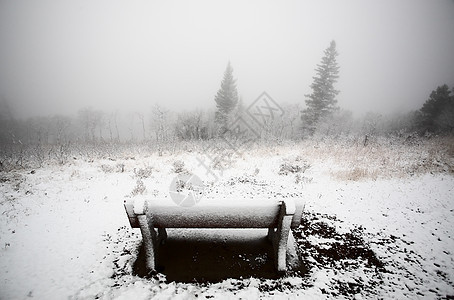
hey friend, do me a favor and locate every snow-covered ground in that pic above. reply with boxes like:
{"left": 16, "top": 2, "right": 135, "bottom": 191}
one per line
{"left": 1, "top": 140, "right": 453, "bottom": 299}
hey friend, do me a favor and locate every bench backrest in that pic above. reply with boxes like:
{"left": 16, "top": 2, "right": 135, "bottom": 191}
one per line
{"left": 150, "top": 205, "right": 280, "bottom": 228}
{"left": 125, "top": 198, "right": 304, "bottom": 229}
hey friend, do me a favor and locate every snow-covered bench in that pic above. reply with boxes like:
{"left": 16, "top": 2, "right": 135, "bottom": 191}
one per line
{"left": 124, "top": 198, "right": 304, "bottom": 273}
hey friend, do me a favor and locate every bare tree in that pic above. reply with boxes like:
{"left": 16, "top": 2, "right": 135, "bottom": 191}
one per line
{"left": 150, "top": 104, "right": 172, "bottom": 155}
{"left": 95, "top": 110, "right": 105, "bottom": 142}
{"left": 77, "top": 107, "right": 106, "bottom": 143}
{"left": 107, "top": 111, "right": 121, "bottom": 143}
{"left": 126, "top": 112, "right": 136, "bottom": 143}
{"left": 78, "top": 108, "right": 95, "bottom": 143}
{"left": 137, "top": 112, "right": 147, "bottom": 141}
{"left": 51, "top": 115, "right": 72, "bottom": 144}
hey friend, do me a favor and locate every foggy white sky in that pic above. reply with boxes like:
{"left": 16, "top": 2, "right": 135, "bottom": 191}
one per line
{"left": 1, "top": 0, "right": 453, "bottom": 118}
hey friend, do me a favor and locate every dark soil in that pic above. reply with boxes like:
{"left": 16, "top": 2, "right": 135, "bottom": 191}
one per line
{"left": 112, "top": 212, "right": 389, "bottom": 296}
{"left": 292, "top": 212, "right": 385, "bottom": 296}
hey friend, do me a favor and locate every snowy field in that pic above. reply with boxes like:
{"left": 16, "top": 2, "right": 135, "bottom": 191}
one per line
{"left": 1, "top": 138, "right": 453, "bottom": 299}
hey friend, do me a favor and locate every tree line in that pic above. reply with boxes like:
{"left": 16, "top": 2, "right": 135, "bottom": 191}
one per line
{"left": 212, "top": 40, "right": 454, "bottom": 139}
{"left": 1, "top": 40, "right": 453, "bottom": 150}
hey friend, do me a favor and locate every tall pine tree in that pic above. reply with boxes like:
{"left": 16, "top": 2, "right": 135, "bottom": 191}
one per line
{"left": 302, "top": 40, "right": 340, "bottom": 135}
{"left": 214, "top": 62, "right": 239, "bottom": 134}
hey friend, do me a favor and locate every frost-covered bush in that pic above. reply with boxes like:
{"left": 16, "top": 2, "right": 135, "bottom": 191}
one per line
{"left": 279, "top": 157, "right": 310, "bottom": 175}
{"left": 172, "top": 160, "right": 186, "bottom": 173}
{"left": 100, "top": 163, "right": 126, "bottom": 174}
{"left": 100, "top": 164, "right": 115, "bottom": 173}
{"left": 211, "top": 149, "right": 236, "bottom": 170}
{"left": 134, "top": 166, "right": 152, "bottom": 178}
{"left": 279, "top": 163, "right": 303, "bottom": 175}
{"left": 130, "top": 179, "right": 146, "bottom": 196}
{"left": 295, "top": 173, "right": 313, "bottom": 184}
{"left": 116, "top": 163, "right": 125, "bottom": 173}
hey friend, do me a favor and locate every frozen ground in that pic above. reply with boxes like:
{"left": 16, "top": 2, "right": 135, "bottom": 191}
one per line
{"left": 1, "top": 141, "right": 453, "bottom": 299}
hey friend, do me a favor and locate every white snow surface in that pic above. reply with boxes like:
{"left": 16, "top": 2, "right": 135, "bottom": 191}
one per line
{"left": 1, "top": 147, "right": 453, "bottom": 299}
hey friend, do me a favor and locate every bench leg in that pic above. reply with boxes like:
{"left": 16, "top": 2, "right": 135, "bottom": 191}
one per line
{"left": 269, "top": 200, "right": 295, "bottom": 273}
{"left": 267, "top": 227, "right": 275, "bottom": 241}
{"left": 158, "top": 227, "right": 167, "bottom": 245}
{"left": 286, "top": 232, "right": 300, "bottom": 270}
{"left": 138, "top": 214, "right": 158, "bottom": 273}
{"left": 275, "top": 213, "right": 293, "bottom": 272}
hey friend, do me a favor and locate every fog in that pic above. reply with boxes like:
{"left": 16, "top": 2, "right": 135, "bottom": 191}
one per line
{"left": 1, "top": 0, "right": 453, "bottom": 118}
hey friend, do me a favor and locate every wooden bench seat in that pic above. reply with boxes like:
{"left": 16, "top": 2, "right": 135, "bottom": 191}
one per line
{"left": 124, "top": 198, "right": 304, "bottom": 274}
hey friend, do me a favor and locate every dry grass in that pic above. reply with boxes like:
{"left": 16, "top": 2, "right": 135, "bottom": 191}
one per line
{"left": 2, "top": 135, "right": 452, "bottom": 182}
{"left": 193, "top": 136, "right": 454, "bottom": 181}
{"left": 333, "top": 167, "right": 380, "bottom": 181}
{"left": 295, "top": 136, "right": 454, "bottom": 181}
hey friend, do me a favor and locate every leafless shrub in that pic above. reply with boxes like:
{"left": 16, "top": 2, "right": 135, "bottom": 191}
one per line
{"left": 33, "top": 144, "right": 45, "bottom": 168}
{"left": 0, "top": 172, "right": 26, "bottom": 193}
{"left": 134, "top": 166, "right": 153, "bottom": 178}
{"left": 70, "top": 170, "right": 80, "bottom": 179}
{"left": 211, "top": 149, "right": 236, "bottom": 170}
{"left": 279, "top": 157, "right": 310, "bottom": 175}
{"left": 175, "top": 179, "right": 186, "bottom": 192}
{"left": 130, "top": 178, "right": 146, "bottom": 196}
{"left": 295, "top": 173, "right": 313, "bottom": 184}
{"left": 54, "top": 142, "right": 71, "bottom": 165}
{"left": 226, "top": 175, "right": 267, "bottom": 186}
{"left": 116, "top": 163, "right": 125, "bottom": 173}
{"left": 172, "top": 160, "right": 186, "bottom": 173}
{"left": 100, "top": 164, "right": 115, "bottom": 173}
{"left": 279, "top": 163, "right": 303, "bottom": 175}
{"left": 9, "top": 146, "right": 27, "bottom": 170}
{"left": 100, "top": 162, "right": 126, "bottom": 174}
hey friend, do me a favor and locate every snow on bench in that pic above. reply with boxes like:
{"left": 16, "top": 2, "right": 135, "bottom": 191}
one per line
{"left": 124, "top": 197, "right": 304, "bottom": 273}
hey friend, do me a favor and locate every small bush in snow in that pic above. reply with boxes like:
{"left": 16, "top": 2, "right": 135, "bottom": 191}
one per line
{"left": 100, "top": 164, "right": 115, "bottom": 173}
{"left": 172, "top": 160, "right": 186, "bottom": 173}
{"left": 279, "top": 158, "right": 310, "bottom": 175}
{"left": 131, "top": 179, "right": 146, "bottom": 196}
{"left": 116, "top": 163, "right": 125, "bottom": 173}
{"left": 211, "top": 150, "right": 235, "bottom": 170}
{"left": 279, "top": 163, "right": 303, "bottom": 175}
{"left": 295, "top": 173, "right": 313, "bottom": 184}
{"left": 100, "top": 163, "right": 125, "bottom": 174}
{"left": 134, "top": 166, "right": 152, "bottom": 178}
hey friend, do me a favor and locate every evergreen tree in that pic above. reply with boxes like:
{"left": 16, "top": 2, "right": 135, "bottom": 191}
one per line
{"left": 214, "top": 62, "right": 239, "bottom": 133}
{"left": 420, "top": 84, "right": 454, "bottom": 133}
{"left": 235, "top": 96, "right": 245, "bottom": 118}
{"left": 302, "top": 40, "right": 340, "bottom": 135}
